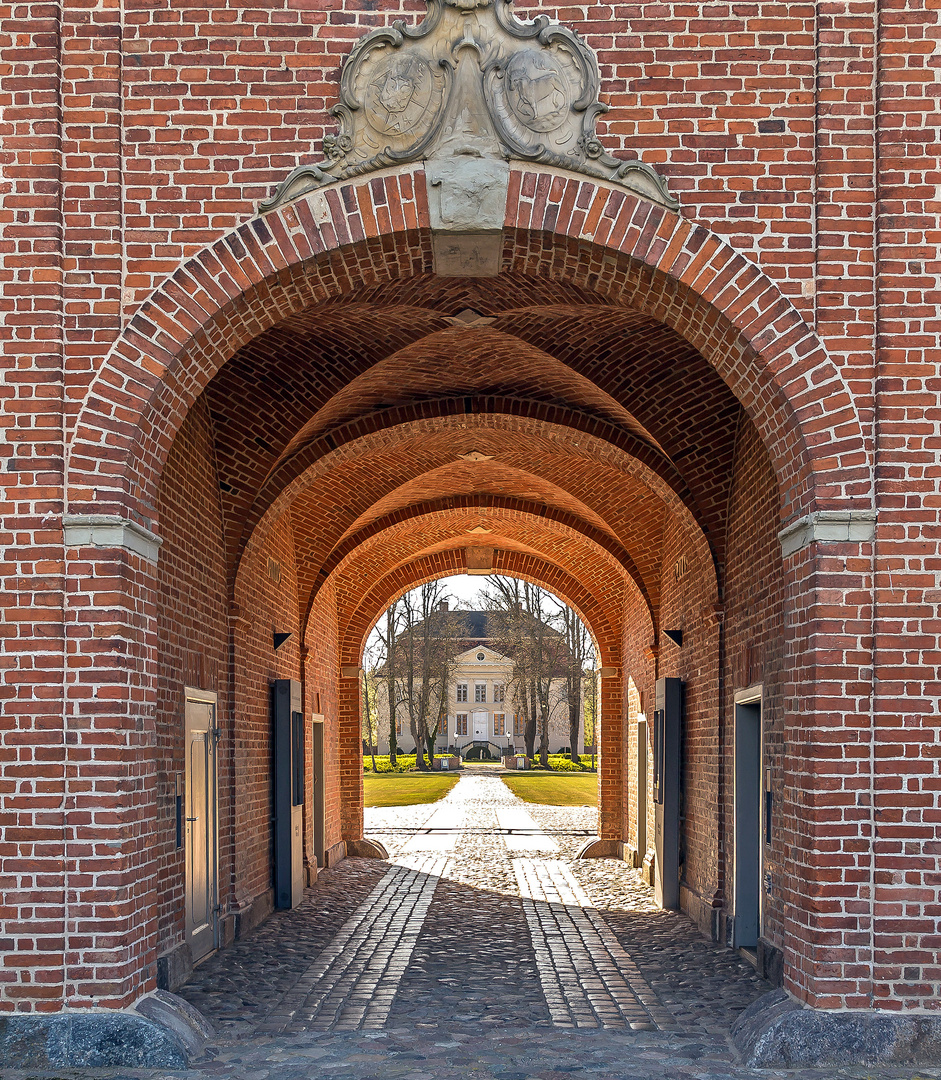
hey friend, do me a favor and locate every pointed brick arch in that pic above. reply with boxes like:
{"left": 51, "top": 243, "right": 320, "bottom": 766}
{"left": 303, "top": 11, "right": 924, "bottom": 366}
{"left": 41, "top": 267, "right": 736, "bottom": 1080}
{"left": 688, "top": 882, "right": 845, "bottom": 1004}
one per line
{"left": 337, "top": 547, "right": 629, "bottom": 671}
{"left": 301, "top": 495, "right": 655, "bottom": 625}
{"left": 67, "top": 165, "right": 869, "bottom": 528}
{"left": 332, "top": 545, "right": 638, "bottom": 842}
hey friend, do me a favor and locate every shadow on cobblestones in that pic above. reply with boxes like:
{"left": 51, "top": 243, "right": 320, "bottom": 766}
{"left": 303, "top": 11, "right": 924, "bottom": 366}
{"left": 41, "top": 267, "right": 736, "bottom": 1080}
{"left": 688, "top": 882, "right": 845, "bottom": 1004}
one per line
{"left": 25, "top": 774, "right": 932, "bottom": 1080}
{"left": 178, "top": 859, "right": 389, "bottom": 1039}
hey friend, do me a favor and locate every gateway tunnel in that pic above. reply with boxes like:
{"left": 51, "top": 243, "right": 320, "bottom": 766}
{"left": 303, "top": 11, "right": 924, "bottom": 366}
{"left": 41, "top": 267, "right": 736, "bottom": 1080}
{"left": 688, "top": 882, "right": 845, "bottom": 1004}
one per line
{"left": 61, "top": 192, "right": 865, "bottom": 1018}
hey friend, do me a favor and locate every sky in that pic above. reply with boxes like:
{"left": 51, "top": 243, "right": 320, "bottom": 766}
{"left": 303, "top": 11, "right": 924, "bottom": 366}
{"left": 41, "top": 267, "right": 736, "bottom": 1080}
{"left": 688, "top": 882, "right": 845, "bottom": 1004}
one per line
{"left": 438, "top": 573, "right": 491, "bottom": 609}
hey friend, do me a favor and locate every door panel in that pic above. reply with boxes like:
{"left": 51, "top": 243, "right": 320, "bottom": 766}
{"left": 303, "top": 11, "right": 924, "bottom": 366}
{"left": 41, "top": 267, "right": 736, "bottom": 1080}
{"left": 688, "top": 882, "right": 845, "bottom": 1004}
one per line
{"left": 652, "top": 677, "right": 681, "bottom": 910}
{"left": 734, "top": 696, "right": 762, "bottom": 948}
{"left": 311, "top": 717, "right": 326, "bottom": 867}
{"left": 185, "top": 693, "right": 217, "bottom": 962}
{"left": 472, "top": 711, "right": 488, "bottom": 738}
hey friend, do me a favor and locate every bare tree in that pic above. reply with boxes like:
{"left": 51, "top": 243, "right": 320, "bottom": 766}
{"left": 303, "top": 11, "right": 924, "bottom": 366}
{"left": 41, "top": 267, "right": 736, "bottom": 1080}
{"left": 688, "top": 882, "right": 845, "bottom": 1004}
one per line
{"left": 387, "top": 581, "right": 464, "bottom": 770}
{"left": 368, "top": 598, "right": 403, "bottom": 766}
{"left": 361, "top": 666, "right": 379, "bottom": 772}
{"left": 483, "top": 577, "right": 567, "bottom": 767}
{"left": 556, "top": 602, "right": 595, "bottom": 762}
{"left": 582, "top": 666, "right": 599, "bottom": 768}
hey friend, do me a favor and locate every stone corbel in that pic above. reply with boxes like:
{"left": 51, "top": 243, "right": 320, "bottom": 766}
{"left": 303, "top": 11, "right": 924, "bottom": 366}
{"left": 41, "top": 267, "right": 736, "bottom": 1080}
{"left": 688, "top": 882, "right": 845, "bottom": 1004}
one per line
{"left": 63, "top": 513, "right": 163, "bottom": 565}
{"left": 778, "top": 509, "right": 877, "bottom": 558}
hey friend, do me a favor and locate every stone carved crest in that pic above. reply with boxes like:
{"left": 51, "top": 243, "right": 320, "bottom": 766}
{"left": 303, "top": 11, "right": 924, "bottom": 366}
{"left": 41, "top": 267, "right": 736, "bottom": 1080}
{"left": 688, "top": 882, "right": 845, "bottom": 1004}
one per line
{"left": 260, "top": 0, "right": 676, "bottom": 213}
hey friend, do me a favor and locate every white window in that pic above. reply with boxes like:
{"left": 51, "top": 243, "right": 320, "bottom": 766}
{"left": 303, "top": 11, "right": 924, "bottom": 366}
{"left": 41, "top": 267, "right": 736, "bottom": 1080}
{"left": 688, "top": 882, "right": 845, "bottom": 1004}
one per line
{"left": 493, "top": 683, "right": 505, "bottom": 703}
{"left": 513, "top": 713, "right": 525, "bottom": 737}
{"left": 456, "top": 713, "right": 468, "bottom": 736}
{"left": 475, "top": 683, "right": 486, "bottom": 703}
{"left": 494, "top": 713, "right": 506, "bottom": 737}
{"left": 456, "top": 683, "right": 468, "bottom": 702}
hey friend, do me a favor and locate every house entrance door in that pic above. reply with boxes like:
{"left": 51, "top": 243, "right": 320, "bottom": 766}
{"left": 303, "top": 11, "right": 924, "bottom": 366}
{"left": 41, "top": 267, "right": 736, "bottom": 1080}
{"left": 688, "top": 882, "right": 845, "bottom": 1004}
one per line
{"left": 472, "top": 711, "right": 488, "bottom": 739}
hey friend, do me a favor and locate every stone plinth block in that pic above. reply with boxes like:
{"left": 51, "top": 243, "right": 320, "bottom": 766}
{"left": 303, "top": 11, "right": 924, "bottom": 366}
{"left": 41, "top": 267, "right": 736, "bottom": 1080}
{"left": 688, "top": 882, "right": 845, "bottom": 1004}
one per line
{"left": 346, "top": 837, "right": 389, "bottom": 859}
{"left": 732, "top": 989, "right": 941, "bottom": 1067}
{"left": 0, "top": 1011, "right": 188, "bottom": 1069}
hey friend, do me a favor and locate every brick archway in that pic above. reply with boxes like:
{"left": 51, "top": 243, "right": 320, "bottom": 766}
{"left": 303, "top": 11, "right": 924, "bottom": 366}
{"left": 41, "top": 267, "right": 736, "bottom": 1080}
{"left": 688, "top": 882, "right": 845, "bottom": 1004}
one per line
{"left": 59, "top": 164, "right": 877, "bottom": 1015}
{"left": 329, "top": 545, "right": 636, "bottom": 844}
{"left": 67, "top": 165, "right": 868, "bottom": 529}
{"left": 305, "top": 497, "right": 654, "bottom": 625}
{"left": 338, "top": 549, "right": 627, "bottom": 672}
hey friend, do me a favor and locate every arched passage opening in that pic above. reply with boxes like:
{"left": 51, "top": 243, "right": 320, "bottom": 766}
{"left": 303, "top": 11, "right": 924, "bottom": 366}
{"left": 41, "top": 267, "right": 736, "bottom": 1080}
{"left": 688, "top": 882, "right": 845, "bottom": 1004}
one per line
{"left": 61, "top": 168, "right": 874, "bottom": 1018}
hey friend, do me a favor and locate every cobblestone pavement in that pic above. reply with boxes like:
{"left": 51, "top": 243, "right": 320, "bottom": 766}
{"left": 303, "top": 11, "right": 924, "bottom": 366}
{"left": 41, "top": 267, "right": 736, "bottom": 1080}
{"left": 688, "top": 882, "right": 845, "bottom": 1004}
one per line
{"left": 10, "top": 766, "right": 941, "bottom": 1080}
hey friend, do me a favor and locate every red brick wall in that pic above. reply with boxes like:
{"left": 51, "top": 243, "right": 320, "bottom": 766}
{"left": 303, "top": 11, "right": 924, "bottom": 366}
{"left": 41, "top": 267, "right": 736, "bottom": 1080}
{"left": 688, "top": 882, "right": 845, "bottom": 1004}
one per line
{"left": 621, "top": 596, "right": 656, "bottom": 858}
{"left": 2, "top": 0, "right": 938, "bottom": 1017}
{"left": 303, "top": 581, "right": 343, "bottom": 856}
{"left": 0, "top": 0, "right": 67, "bottom": 1012}
{"left": 154, "top": 397, "right": 228, "bottom": 958}
{"left": 656, "top": 516, "right": 722, "bottom": 933}
{"left": 154, "top": 403, "right": 307, "bottom": 958}
{"left": 721, "top": 419, "right": 789, "bottom": 952}
{"left": 232, "top": 515, "right": 303, "bottom": 909}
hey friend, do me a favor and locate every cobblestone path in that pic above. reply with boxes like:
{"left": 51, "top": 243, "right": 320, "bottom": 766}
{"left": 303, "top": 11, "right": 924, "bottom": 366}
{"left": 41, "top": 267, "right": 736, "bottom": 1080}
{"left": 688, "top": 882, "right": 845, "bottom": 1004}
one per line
{"left": 14, "top": 768, "right": 941, "bottom": 1080}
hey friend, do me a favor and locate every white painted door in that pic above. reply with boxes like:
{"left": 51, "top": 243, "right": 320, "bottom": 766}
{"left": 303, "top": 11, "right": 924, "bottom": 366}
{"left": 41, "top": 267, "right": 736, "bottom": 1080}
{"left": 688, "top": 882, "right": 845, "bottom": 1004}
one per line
{"left": 472, "top": 711, "right": 488, "bottom": 739}
{"left": 185, "top": 690, "right": 218, "bottom": 962}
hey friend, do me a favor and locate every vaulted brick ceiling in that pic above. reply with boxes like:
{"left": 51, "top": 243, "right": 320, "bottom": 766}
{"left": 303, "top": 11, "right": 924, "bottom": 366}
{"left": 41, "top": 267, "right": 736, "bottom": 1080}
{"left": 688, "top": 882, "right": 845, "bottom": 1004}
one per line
{"left": 198, "top": 270, "right": 746, "bottom": 636}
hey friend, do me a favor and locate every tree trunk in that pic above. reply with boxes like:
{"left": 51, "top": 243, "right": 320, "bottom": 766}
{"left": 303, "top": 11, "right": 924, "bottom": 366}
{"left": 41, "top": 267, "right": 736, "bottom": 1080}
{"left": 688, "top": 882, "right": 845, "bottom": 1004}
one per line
{"left": 568, "top": 698, "right": 580, "bottom": 763}
{"left": 525, "top": 695, "right": 537, "bottom": 760}
{"left": 412, "top": 721, "right": 428, "bottom": 769}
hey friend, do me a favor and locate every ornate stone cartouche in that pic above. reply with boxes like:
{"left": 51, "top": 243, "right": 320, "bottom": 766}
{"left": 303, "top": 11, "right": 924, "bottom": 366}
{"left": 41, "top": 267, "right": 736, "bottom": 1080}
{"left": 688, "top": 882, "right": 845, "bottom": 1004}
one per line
{"left": 260, "top": 0, "right": 676, "bottom": 213}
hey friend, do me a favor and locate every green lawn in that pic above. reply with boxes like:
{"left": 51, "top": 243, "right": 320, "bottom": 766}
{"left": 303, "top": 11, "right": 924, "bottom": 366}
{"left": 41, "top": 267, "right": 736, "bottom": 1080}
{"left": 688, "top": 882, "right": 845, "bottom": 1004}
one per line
{"left": 501, "top": 772, "right": 599, "bottom": 807}
{"left": 363, "top": 771, "right": 460, "bottom": 807}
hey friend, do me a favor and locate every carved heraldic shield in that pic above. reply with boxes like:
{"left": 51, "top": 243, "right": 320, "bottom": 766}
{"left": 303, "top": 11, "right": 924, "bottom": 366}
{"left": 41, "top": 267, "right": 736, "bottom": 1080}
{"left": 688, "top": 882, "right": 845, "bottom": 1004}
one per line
{"left": 261, "top": 0, "right": 676, "bottom": 212}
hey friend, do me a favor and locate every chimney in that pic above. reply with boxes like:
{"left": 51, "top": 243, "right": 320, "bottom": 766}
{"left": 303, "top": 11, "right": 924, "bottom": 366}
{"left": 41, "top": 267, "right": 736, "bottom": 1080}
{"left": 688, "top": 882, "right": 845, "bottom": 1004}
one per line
{"left": 439, "top": 600, "right": 449, "bottom": 612}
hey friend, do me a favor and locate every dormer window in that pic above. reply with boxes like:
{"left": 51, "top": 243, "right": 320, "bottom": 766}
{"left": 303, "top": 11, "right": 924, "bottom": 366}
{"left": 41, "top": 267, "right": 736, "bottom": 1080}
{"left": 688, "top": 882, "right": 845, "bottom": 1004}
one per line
{"left": 476, "top": 651, "right": 485, "bottom": 661}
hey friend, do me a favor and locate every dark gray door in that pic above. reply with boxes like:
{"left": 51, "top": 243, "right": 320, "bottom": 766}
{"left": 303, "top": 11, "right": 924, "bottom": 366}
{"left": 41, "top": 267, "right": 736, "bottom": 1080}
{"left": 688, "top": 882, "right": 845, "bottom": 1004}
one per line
{"left": 653, "top": 677, "right": 681, "bottom": 909}
{"left": 734, "top": 695, "right": 762, "bottom": 948}
{"left": 185, "top": 690, "right": 217, "bottom": 962}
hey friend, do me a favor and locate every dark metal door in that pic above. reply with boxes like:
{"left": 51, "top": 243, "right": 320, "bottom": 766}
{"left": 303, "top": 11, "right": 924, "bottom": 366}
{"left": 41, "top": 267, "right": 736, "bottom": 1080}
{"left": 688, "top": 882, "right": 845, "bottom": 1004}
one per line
{"left": 311, "top": 717, "right": 326, "bottom": 867}
{"left": 273, "top": 679, "right": 305, "bottom": 908}
{"left": 734, "top": 694, "right": 763, "bottom": 947}
{"left": 653, "top": 677, "right": 681, "bottom": 910}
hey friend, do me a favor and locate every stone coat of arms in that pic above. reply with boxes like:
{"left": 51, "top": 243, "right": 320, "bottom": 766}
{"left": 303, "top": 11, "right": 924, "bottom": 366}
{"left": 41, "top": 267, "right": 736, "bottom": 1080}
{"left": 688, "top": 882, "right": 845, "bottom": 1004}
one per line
{"left": 261, "top": 0, "right": 676, "bottom": 213}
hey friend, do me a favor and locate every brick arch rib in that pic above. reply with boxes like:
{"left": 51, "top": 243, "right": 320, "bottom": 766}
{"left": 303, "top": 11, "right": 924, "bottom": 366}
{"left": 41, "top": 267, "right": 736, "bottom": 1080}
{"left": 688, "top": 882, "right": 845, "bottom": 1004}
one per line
{"left": 302, "top": 495, "right": 655, "bottom": 625}
{"left": 67, "top": 165, "right": 868, "bottom": 527}
{"left": 334, "top": 547, "right": 631, "bottom": 671}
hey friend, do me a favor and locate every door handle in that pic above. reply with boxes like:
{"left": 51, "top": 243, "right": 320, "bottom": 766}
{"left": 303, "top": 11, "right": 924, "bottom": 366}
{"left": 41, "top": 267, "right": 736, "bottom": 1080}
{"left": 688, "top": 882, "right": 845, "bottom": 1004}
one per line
{"left": 186, "top": 816, "right": 199, "bottom": 822}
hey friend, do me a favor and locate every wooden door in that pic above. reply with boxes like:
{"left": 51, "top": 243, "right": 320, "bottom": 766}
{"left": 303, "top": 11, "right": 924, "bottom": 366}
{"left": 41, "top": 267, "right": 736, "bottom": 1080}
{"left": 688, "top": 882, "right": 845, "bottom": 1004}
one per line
{"left": 185, "top": 690, "right": 218, "bottom": 962}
